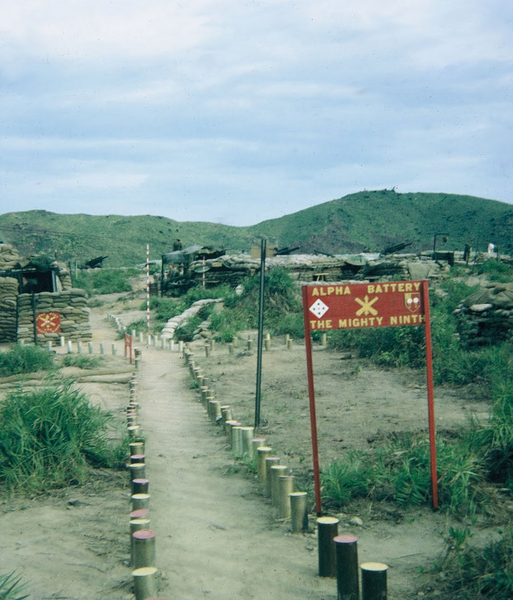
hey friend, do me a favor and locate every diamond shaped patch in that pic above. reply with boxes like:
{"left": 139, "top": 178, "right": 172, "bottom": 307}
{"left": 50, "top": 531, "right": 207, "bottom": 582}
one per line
{"left": 309, "top": 299, "right": 329, "bottom": 319}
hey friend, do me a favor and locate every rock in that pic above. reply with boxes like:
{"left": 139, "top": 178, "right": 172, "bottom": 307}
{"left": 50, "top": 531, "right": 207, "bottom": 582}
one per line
{"left": 349, "top": 516, "right": 363, "bottom": 527}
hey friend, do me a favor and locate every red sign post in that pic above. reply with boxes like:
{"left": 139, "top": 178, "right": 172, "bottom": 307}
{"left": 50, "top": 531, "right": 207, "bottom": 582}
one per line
{"left": 302, "top": 279, "right": 438, "bottom": 514}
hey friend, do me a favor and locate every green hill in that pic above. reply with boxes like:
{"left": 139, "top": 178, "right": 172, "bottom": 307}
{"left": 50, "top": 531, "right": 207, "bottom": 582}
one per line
{"left": 0, "top": 190, "right": 511, "bottom": 267}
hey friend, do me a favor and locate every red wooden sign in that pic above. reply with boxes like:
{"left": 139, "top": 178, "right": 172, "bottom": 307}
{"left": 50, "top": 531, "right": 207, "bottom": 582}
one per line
{"left": 36, "top": 312, "right": 61, "bottom": 334}
{"left": 302, "top": 280, "right": 438, "bottom": 514}
{"left": 305, "top": 281, "right": 424, "bottom": 332}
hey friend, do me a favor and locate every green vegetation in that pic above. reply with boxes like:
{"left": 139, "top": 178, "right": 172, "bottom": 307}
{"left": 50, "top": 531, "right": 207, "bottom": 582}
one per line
{"left": 478, "top": 259, "right": 513, "bottom": 283}
{"left": 73, "top": 268, "right": 139, "bottom": 295}
{"left": 1, "top": 192, "right": 511, "bottom": 266}
{"left": 322, "top": 431, "right": 488, "bottom": 517}
{"left": 0, "top": 380, "right": 127, "bottom": 493}
{"left": 0, "top": 572, "right": 29, "bottom": 600}
{"left": 0, "top": 345, "right": 55, "bottom": 377}
{"left": 209, "top": 268, "right": 302, "bottom": 341}
{"left": 426, "top": 528, "right": 513, "bottom": 600}
{"left": 61, "top": 355, "right": 103, "bottom": 370}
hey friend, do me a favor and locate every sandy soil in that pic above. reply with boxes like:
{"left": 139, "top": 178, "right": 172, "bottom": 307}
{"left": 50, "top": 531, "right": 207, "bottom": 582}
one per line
{"left": 0, "top": 292, "right": 501, "bottom": 600}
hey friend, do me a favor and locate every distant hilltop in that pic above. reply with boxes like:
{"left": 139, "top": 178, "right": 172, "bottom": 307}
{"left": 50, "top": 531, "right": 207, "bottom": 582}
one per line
{"left": 0, "top": 190, "right": 511, "bottom": 267}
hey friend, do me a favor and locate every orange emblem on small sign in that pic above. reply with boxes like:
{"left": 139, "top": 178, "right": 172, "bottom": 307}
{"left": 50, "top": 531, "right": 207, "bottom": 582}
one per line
{"left": 36, "top": 312, "right": 61, "bottom": 334}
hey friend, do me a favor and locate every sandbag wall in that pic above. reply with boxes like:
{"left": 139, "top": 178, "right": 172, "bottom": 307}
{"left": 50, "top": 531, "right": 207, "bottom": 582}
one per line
{"left": 0, "top": 277, "right": 19, "bottom": 343}
{"left": 455, "top": 283, "right": 513, "bottom": 346}
{"left": 17, "top": 289, "right": 92, "bottom": 344}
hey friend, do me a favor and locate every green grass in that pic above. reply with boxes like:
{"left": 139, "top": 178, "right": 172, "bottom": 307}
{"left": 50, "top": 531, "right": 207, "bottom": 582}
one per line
{"left": 0, "top": 380, "right": 127, "bottom": 493}
{"left": 425, "top": 528, "right": 513, "bottom": 600}
{"left": 0, "top": 345, "right": 55, "bottom": 377}
{"left": 61, "top": 355, "right": 103, "bottom": 370}
{"left": 73, "top": 268, "right": 139, "bottom": 295}
{"left": 0, "top": 571, "right": 29, "bottom": 600}
{"left": 477, "top": 260, "right": 513, "bottom": 283}
{"left": 322, "top": 432, "right": 489, "bottom": 517}
{"left": 3, "top": 192, "right": 510, "bottom": 266}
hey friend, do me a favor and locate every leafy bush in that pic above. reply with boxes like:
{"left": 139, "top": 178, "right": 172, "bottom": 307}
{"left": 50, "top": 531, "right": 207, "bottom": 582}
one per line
{"left": 0, "top": 345, "right": 55, "bottom": 377}
{"left": 0, "top": 380, "right": 127, "bottom": 492}
{"left": 210, "top": 269, "right": 302, "bottom": 340}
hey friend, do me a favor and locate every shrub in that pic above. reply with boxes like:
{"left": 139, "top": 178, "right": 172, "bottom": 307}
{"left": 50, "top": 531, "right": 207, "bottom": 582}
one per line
{"left": 321, "top": 432, "right": 489, "bottom": 517}
{"left": 427, "top": 528, "right": 513, "bottom": 599}
{"left": 74, "top": 268, "right": 137, "bottom": 294}
{"left": 61, "top": 355, "right": 102, "bottom": 370}
{"left": 477, "top": 260, "right": 513, "bottom": 283}
{"left": 0, "top": 345, "right": 55, "bottom": 377}
{"left": 0, "top": 380, "right": 127, "bottom": 492}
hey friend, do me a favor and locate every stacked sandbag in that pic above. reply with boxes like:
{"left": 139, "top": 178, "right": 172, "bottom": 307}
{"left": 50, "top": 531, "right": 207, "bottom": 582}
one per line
{"left": 0, "top": 244, "right": 22, "bottom": 269}
{"left": 0, "top": 276, "right": 19, "bottom": 342}
{"left": 51, "top": 261, "right": 72, "bottom": 290}
{"left": 454, "top": 283, "right": 513, "bottom": 346}
{"left": 17, "top": 288, "right": 92, "bottom": 344}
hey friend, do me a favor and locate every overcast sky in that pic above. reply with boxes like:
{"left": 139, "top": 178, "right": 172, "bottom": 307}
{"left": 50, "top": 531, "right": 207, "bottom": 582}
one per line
{"left": 1, "top": 1, "right": 512, "bottom": 226}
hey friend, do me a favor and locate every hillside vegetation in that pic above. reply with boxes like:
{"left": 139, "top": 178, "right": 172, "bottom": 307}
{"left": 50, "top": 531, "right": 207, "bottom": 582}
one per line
{"left": 0, "top": 190, "right": 511, "bottom": 266}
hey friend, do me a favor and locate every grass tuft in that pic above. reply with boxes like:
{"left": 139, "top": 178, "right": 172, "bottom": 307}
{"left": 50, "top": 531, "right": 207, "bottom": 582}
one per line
{"left": 0, "top": 379, "right": 127, "bottom": 493}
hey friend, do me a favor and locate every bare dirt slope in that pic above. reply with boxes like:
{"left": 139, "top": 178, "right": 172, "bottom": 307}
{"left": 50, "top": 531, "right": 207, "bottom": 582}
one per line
{"left": 0, "top": 297, "right": 496, "bottom": 600}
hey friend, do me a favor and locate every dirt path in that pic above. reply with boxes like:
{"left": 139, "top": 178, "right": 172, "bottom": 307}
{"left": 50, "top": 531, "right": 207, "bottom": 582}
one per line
{"left": 139, "top": 345, "right": 334, "bottom": 600}
{"left": 0, "top": 297, "right": 495, "bottom": 600}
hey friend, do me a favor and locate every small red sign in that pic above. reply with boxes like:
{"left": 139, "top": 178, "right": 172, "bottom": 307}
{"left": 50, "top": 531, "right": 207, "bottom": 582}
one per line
{"left": 36, "top": 312, "right": 61, "bottom": 334}
{"left": 305, "top": 280, "right": 426, "bottom": 331}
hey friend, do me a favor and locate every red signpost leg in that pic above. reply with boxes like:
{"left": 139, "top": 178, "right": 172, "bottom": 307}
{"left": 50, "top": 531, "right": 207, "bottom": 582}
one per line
{"left": 422, "top": 280, "right": 439, "bottom": 510}
{"left": 302, "top": 286, "right": 323, "bottom": 515}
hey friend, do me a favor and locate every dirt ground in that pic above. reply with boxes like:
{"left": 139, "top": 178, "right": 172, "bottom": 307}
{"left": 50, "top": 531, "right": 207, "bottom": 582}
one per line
{"left": 0, "top": 291, "right": 503, "bottom": 600}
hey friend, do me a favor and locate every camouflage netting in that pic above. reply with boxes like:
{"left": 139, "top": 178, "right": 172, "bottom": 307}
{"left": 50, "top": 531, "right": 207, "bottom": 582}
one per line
{"left": 455, "top": 283, "right": 513, "bottom": 346}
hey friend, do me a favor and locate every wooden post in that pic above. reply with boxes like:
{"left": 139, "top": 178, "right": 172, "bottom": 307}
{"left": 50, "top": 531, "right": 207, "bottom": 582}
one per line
{"left": 130, "top": 454, "right": 145, "bottom": 464}
{"left": 129, "top": 441, "right": 145, "bottom": 456}
{"left": 251, "top": 438, "right": 266, "bottom": 460}
{"left": 132, "top": 529, "right": 157, "bottom": 569}
{"left": 66, "top": 340, "right": 73, "bottom": 354}
{"left": 228, "top": 342, "right": 234, "bottom": 355}
{"left": 131, "top": 493, "right": 150, "bottom": 511}
{"left": 132, "top": 566, "right": 159, "bottom": 600}
{"left": 278, "top": 475, "right": 295, "bottom": 519}
{"left": 220, "top": 406, "right": 232, "bottom": 426}
{"left": 270, "top": 465, "right": 288, "bottom": 507}
{"left": 205, "top": 343, "right": 210, "bottom": 358}
{"left": 287, "top": 337, "right": 293, "bottom": 350}
{"left": 128, "top": 463, "right": 146, "bottom": 482}
{"left": 130, "top": 518, "right": 151, "bottom": 566}
{"left": 257, "top": 447, "right": 273, "bottom": 484}
{"left": 240, "top": 426, "right": 254, "bottom": 458}
{"left": 225, "top": 420, "right": 241, "bottom": 441}
{"left": 112, "top": 343, "right": 117, "bottom": 355}
{"left": 335, "top": 535, "right": 359, "bottom": 600}
{"left": 127, "top": 425, "right": 142, "bottom": 440}
{"left": 361, "top": 563, "right": 388, "bottom": 600}
{"left": 321, "top": 332, "right": 327, "bottom": 346}
{"left": 317, "top": 516, "right": 339, "bottom": 577}
{"left": 130, "top": 508, "right": 149, "bottom": 520}
{"left": 290, "top": 492, "right": 308, "bottom": 532}
{"left": 265, "top": 456, "right": 280, "bottom": 495}
{"left": 232, "top": 426, "right": 243, "bottom": 457}
{"left": 88, "top": 341, "right": 93, "bottom": 354}
{"left": 209, "top": 400, "right": 222, "bottom": 422}
{"left": 131, "top": 478, "right": 149, "bottom": 495}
